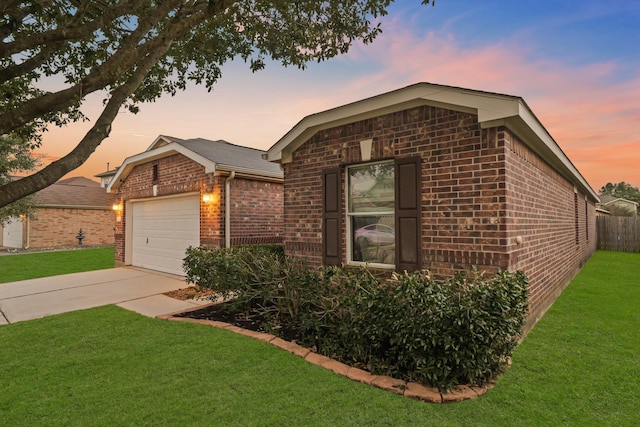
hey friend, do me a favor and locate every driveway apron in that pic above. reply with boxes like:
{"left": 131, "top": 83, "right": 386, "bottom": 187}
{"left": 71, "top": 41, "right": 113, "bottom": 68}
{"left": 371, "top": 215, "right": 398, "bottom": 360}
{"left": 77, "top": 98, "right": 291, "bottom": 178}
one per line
{"left": 0, "top": 267, "right": 202, "bottom": 325}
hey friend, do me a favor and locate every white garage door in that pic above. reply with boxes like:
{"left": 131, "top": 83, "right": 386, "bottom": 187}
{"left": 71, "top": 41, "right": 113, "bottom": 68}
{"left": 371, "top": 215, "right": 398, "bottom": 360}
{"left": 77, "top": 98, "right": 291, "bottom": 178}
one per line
{"left": 2, "top": 217, "right": 23, "bottom": 248}
{"left": 131, "top": 195, "right": 200, "bottom": 275}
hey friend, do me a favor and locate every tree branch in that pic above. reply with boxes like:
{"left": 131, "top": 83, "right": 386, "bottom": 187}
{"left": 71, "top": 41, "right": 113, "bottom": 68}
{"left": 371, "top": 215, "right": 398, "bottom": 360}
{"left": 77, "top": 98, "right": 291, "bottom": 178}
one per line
{"left": 0, "top": 9, "right": 202, "bottom": 207}
{"left": 0, "top": 42, "right": 63, "bottom": 85}
{"left": 0, "top": 1, "right": 56, "bottom": 42}
{"left": 0, "top": 0, "right": 148, "bottom": 58}
{"left": 0, "top": 0, "right": 192, "bottom": 135}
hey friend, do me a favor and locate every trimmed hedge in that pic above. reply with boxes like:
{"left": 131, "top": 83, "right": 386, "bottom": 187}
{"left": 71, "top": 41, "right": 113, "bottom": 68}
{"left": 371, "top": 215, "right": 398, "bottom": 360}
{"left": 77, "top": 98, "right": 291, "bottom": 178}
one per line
{"left": 183, "top": 246, "right": 528, "bottom": 391}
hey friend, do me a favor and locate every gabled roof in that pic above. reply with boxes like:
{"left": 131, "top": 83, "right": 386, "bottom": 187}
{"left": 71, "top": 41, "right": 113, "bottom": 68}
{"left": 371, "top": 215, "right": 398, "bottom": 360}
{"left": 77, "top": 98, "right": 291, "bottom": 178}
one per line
{"left": 107, "top": 136, "right": 283, "bottom": 193}
{"left": 36, "top": 177, "right": 114, "bottom": 208}
{"left": 94, "top": 167, "right": 118, "bottom": 178}
{"left": 265, "top": 82, "right": 598, "bottom": 201}
{"left": 146, "top": 134, "right": 184, "bottom": 151}
{"left": 599, "top": 194, "right": 639, "bottom": 207}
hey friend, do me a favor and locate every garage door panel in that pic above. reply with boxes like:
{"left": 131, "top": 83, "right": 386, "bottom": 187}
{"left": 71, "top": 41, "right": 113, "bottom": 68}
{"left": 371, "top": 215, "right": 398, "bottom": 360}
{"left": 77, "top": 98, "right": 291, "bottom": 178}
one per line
{"left": 131, "top": 195, "right": 199, "bottom": 275}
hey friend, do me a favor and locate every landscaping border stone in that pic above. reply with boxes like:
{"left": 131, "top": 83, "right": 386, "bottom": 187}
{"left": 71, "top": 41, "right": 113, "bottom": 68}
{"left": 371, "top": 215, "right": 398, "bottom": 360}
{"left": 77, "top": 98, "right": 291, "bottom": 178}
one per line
{"left": 159, "top": 313, "right": 494, "bottom": 403}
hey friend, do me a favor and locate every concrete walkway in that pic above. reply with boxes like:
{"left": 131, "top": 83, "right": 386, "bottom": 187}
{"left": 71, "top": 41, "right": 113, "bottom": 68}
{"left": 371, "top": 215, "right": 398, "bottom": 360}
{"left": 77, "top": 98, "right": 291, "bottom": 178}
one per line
{"left": 0, "top": 267, "right": 207, "bottom": 325}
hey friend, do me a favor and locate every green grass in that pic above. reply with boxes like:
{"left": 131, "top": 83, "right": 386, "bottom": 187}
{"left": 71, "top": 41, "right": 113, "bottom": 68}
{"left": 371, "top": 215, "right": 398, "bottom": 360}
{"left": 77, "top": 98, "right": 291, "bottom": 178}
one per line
{"left": 0, "top": 247, "right": 114, "bottom": 283}
{"left": 0, "top": 251, "right": 637, "bottom": 426}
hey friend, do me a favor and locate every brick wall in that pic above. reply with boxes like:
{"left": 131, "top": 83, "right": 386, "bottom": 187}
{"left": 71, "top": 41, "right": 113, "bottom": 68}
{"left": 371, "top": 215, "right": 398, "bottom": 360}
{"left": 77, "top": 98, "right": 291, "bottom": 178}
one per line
{"left": 230, "top": 178, "right": 283, "bottom": 244}
{"left": 114, "top": 153, "right": 283, "bottom": 264}
{"left": 283, "top": 104, "right": 596, "bottom": 327}
{"left": 28, "top": 207, "right": 114, "bottom": 248}
{"left": 503, "top": 131, "right": 596, "bottom": 327}
{"left": 284, "top": 105, "right": 509, "bottom": 272}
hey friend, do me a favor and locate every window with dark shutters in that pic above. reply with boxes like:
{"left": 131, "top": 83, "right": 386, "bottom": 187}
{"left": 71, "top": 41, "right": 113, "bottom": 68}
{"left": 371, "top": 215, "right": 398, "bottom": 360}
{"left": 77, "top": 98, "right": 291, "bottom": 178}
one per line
{"left": 322, "top": 168, "right": 342, "bottom": 265}
{"left": 395, "top": 157, "right": 422, "bottom": 272}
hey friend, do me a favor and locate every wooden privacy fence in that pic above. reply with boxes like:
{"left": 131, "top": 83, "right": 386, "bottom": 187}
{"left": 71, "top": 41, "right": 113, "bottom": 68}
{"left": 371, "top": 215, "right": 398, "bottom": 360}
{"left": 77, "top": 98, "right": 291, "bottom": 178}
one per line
{"left": 596, "top": 216, "right": 640, "bottom": 252}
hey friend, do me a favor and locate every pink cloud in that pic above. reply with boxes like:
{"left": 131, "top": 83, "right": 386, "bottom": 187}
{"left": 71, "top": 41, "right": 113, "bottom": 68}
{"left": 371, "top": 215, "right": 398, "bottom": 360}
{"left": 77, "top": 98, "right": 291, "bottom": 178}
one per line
{"left": 334, "top": 21, "right": 640, "bottom": 190}
{"left": 35, "top": 15, "right": 639, "bottom": 193}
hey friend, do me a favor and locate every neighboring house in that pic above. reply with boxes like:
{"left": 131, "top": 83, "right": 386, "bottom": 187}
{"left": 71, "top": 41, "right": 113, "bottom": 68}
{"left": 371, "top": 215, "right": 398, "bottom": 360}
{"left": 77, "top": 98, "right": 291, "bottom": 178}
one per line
{"left": 107, "top": 135, "right": 284, "bottom": 275}
{"left": 1, "top": 177, "right": 115, "bottom": 249}
{"left": 597, "top": 194, "right": 638, "bottom": 216}
{"left": 265, "top": 82, "right": 599, "bottom": 329}
{"left": 95, "top": 166, "right": 118, "bottom": 188}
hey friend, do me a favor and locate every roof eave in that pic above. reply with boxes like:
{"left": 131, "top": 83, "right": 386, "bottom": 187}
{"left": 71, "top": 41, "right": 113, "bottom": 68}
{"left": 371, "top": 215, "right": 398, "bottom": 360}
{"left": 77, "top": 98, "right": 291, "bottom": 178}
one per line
{"left": 484, "top": 100, "right": 599, "bottom": 201}
{"left": 107, "top": 143, "right": 217, "bottom": 193}
{"left": 214, "top": 164, "right": 283, "bottom": 182}
{"left": 265, "top": 82, "right": 598, "bottom": 202}
{"left": 265, "top": 83, "right": 519, "bottom": 163}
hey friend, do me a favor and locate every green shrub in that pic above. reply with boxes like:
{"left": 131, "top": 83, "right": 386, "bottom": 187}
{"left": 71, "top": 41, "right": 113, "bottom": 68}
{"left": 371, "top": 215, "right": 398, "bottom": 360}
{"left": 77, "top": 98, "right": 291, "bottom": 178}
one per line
{"left": 183, "top": 244, "right": 285, "bottom": 313}
{"left": 293, "top": 268, "right": 528, "bottom": 390}
{"left": 183, "top": 246, "right": 528, "bottom": 391}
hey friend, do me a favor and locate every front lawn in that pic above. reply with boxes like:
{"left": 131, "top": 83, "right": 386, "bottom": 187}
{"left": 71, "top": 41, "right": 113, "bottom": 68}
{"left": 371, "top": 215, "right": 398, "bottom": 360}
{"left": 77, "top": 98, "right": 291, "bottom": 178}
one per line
{"left": 0, "top": 251, "right": 637, "bottom": 425}
{"left": 0, "top": 247, "right": 114, "bottom": 283}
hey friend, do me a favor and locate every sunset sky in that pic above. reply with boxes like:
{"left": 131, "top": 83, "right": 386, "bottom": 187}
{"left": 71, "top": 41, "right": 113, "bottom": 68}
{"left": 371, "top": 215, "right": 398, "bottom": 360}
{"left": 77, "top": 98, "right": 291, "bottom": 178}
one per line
{"left": 37, "top": 0, "right": 640, "bottom": 192}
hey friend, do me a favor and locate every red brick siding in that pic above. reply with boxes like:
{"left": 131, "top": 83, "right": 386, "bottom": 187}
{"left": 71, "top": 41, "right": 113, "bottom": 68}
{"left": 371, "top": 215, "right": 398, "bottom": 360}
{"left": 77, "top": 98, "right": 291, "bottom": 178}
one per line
{"left": 114, "top": 153, "right": 283, "bottom": 264}
{"left": 284, "top": 105, "right": 596, "bottom": 327}
{"left": 284, "top": 106, "right": 509, "bottom": 273}
{"left": 28, "top": 207, "right": 114, "bottom": 248}
{"left": 504, "top": 132, "right": 596, "bottom": 326}
{"left": 230, "top": 178, "right": 283, "bottom": 244}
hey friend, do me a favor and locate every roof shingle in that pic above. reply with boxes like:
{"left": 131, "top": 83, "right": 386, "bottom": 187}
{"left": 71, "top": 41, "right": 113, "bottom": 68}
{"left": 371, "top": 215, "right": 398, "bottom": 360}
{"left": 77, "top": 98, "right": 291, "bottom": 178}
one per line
{"left": 36, "top": 177, "right": 114, "bottom": 208}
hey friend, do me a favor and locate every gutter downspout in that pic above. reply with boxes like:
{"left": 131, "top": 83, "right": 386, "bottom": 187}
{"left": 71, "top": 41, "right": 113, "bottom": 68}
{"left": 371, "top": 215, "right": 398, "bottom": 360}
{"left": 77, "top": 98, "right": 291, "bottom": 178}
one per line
{"left": 24, "top": 218, "right": 30, "bottom": 249}
{"left": 225, "top": 171, "right": 236, "bottom": 248}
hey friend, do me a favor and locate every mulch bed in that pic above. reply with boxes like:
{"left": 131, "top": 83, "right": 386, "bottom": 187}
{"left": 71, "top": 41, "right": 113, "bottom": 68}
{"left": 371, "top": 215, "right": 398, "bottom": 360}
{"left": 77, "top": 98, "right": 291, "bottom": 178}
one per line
{"left": 171, "top": 296, "right": 304, "bottom": 343}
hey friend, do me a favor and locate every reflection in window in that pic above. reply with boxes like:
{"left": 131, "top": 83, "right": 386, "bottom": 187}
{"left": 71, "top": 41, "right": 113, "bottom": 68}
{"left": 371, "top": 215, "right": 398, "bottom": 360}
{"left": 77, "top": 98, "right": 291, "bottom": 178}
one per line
{"left": 347, "top": 161, "right": 395, "bottom": 266}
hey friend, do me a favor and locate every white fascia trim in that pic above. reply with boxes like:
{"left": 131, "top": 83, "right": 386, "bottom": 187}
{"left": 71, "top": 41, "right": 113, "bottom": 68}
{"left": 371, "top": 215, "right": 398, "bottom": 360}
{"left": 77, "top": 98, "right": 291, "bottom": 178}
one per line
{"left": 144, "top": 135, "right": 182, "bottom": 152}
{"left": 107, "top": 143, "right": 217, "bottom": 193}
{"left": 485, "top": 101, "right": 599, "bottom": 201}
{"left": 265, "top": 82, "right": 598, "bottom": 200}
{"left": 265, "top": 83, "right": 520, "bottom": 163}
{"left": 214, "top": 164, "right": 283, "bottom": 181}
{"left": 517, "top": 103, "right": 598, "bottom": 201}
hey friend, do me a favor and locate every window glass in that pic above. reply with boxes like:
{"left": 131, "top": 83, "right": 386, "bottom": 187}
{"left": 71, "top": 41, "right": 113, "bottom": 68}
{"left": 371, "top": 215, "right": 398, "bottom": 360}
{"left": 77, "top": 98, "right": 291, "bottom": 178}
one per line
{"left": 348, "top": 162, "right": 394, "bottom": 212}
{"left": 347, "top": 161, "right": 395, "bottom": 266}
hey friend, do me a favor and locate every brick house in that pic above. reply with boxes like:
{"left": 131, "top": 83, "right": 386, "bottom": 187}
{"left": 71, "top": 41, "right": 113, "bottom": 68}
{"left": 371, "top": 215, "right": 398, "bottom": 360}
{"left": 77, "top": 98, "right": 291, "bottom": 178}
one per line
{"left": 107, "top": 135, "right": 283, "bottom": 275}
{"left": 597, "top": 195, "right": 638, "bottom": 216}
{"left": 1, "top": 176, "right": 115, "bottom": 249}
{"left": 265, "top": 83, "right": 598, "bottom": 328}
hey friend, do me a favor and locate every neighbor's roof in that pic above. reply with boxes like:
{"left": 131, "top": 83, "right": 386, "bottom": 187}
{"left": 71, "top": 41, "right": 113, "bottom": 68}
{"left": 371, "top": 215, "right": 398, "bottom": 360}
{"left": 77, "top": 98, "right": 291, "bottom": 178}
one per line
{"left": 265, "top": 82, "right": 598, "bottom": 201}
{"left": 94, "top": 167, "right": 118, "bottom": 178}
{"left": 36, "top": 177, "right": 115, "bottom": 209}
{"left": 107, "top": 136, "right": 282, "bottom": 193}
{"left": 599, "top": 194, "right": 639, "bottom": 207}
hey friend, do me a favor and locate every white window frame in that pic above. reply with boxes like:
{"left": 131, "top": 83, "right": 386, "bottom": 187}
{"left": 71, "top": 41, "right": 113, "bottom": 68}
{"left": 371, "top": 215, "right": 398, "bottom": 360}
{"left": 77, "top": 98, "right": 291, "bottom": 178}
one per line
{"left": 345, "top": 160, "right": 395, "bottom": 269}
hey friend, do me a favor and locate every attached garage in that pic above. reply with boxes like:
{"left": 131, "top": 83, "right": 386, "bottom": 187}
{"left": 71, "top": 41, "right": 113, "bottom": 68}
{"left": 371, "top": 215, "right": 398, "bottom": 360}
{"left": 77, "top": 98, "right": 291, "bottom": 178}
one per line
{"left": 128, "top": 194, "right": 200, "bottom": 275}
{"left": 1, "top": 217, "right": 23, "bottom": 248}
{"left": 109, "top": 135, "right": 284, "bottom": 276}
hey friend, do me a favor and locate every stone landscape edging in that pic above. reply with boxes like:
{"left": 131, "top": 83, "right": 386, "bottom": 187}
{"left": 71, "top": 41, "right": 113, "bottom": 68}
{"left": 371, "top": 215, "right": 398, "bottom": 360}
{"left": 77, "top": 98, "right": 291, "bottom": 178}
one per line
{"left": 157, "top": 305, "right": 493, "bottom": 404}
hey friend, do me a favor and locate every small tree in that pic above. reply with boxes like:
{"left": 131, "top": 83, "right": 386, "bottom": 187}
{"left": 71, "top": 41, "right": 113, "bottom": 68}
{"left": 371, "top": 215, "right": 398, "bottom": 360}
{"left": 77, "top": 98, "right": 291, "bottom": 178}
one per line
{"left": 599, "top": 182, "right": 640, "bottom": 215}
{"left": 0, "top": 134, "right": 39, "bottom": 223}
{"left": 0, "top": 0, "right": 435, "bottom": 208}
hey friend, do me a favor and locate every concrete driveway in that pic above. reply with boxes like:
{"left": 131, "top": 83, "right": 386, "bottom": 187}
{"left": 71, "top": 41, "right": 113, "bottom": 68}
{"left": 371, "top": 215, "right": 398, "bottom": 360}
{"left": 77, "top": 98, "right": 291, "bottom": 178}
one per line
{"left": 0, "top": 267, "right": 207, "bottom": 325}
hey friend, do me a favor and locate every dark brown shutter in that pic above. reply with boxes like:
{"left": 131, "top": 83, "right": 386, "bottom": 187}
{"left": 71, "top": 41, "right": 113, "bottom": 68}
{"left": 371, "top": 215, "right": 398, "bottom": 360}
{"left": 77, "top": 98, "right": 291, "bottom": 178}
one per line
{"left": 395, "top": 157, "right": 422, "bottom": 272}
{"left": 323, "top": 168, "right": 342, "bottom": 266}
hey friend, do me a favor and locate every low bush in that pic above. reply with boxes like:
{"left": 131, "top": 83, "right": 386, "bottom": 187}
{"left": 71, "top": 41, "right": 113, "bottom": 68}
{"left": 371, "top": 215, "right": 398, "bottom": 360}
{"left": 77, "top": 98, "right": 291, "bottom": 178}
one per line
{"left": 183, "top": 244, "right": 285, "bottom": 313}
{"left": 183, "top": 246, "right": 528, "bottom": 391}
{"left": 295, "top": 268, "right": 528, "bottom": 390}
